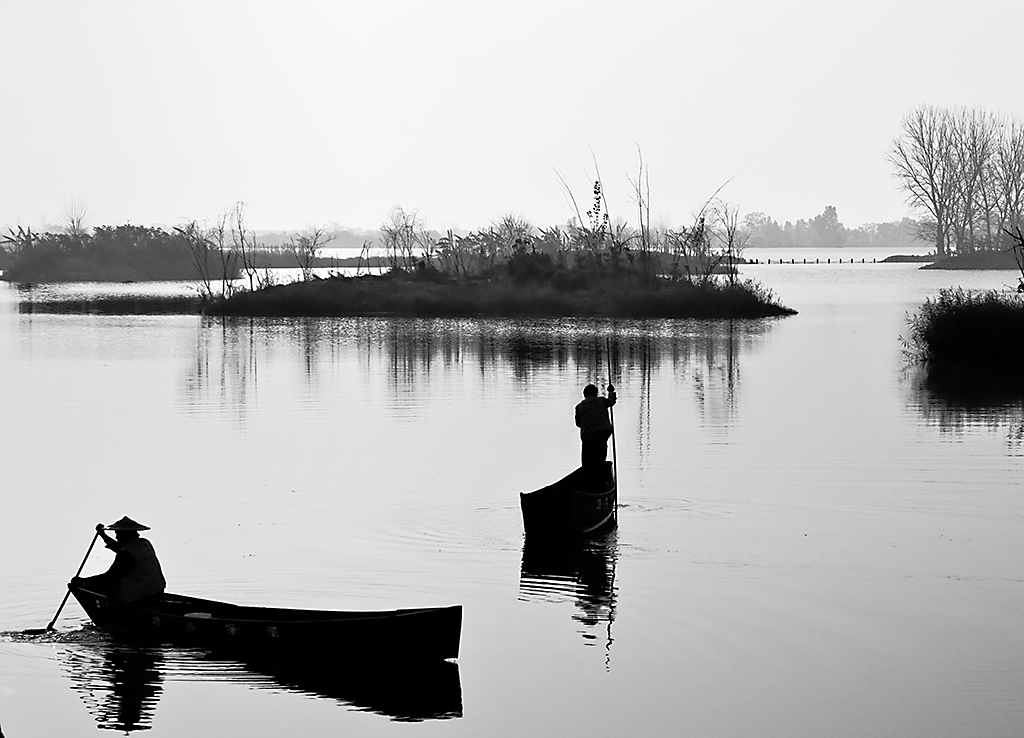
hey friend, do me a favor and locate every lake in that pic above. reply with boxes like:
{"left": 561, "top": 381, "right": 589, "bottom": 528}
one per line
{"left": 2, "top": 248, "right": 1022, "bottom": 737}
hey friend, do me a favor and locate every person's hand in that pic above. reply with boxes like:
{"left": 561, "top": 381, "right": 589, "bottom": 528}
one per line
{"left": 95, "top": 523, "right": 105, "bottom": 533}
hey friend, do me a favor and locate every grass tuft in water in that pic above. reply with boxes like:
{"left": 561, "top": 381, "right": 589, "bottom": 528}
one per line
{"left": 903, "top": 287, "right": 1024, "bottom": 367}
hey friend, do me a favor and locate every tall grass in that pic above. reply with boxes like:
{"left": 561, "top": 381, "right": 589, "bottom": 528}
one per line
{"left": 903, "top": 287, "right": 1024, "bottom": 366}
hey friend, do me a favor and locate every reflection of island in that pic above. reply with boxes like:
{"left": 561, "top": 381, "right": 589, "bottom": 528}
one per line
{"left": 910, "top": 364, "right": 1024, "bottom": 435}
{"left": 519, "top": 531, "right": 618, "bottom": 648}
{"left": 60, "top": 635, "right": 462, "bottom": 727}
{"left": 189, "top": 317, "right": 766, "bottom": 431}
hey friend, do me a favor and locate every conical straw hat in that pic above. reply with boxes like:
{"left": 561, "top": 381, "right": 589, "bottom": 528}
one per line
{"left": 104, "top": 516, "right": 151, "bottom": 531}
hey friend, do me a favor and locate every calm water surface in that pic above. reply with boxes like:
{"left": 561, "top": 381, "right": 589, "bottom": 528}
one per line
{"left": 2, "top": 250, "right": 1023, "bottom": 737}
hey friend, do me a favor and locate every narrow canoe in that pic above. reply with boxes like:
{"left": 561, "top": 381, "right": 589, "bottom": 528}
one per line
{"left": 519, "top": 463, "right": 617, "bottom": 539}
{"left": 69, "top": 584, "right": 462, "bottom": 662}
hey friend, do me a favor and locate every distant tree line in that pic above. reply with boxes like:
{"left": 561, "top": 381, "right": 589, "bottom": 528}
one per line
{"left": 0, "top": 224, "right": 238, "bottom": 282}
{"left": 740, "top": 206, "right": 922, "bottom": 250}
{"left": 889, "top": 105, "right": 1024, "bottom": 258}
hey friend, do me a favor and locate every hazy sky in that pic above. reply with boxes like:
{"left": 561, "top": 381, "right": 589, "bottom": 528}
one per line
{"left": 4, "top": 0, "right": 1022, "bottom": 233}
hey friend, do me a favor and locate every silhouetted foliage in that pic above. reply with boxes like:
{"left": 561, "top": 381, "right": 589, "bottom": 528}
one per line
{"left": 742, "top": 208, "right": 922, "bottom": 250}
{"left": 1, "top": 224, "right": 239, "bottom": 283}
{"left": 903, "top": 287, "right": 1024, "bottom": 367}
{"left": 890, "top": 105, "right": 1024, "bottom": 257}
{"left": 203, "top": 271, "right": 794, "bottom": 319}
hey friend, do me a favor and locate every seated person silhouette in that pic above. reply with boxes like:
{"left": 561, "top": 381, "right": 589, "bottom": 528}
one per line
{"left": 73, "top": 516, "right": 166, "bottom": 607}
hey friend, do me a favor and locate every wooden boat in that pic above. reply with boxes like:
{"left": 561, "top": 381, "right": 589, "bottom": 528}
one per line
{"left": 69, "top": 583, "right": 461, "bottom": 662}
{"left": 519, "top": 462, "right": 617, "bottom": 539}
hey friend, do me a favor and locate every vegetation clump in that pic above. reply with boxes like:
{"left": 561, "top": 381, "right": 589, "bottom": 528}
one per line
{"left": 204, "top": 266, "right": 792, "bottom": 319}
{"left": 903, "top": 287, "right": 1024, "bottom": 366}
{"left": 904, "top": 228, "right": 1024, "bottom": 369}
{"left": 1, "top": 224, "right": 238, "bottom": 282}
{"left": 1, "top": 167, "right": 797, "bottom": 318}
{"left": 205, "top": 181, "right": 795, "bottom": 319}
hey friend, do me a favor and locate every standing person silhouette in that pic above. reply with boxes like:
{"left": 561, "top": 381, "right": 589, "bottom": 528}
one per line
{"left": 575, "top": 383, "right": 617, "bottom": 491}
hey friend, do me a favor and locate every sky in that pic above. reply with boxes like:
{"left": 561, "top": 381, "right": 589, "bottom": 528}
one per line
{"left": 4, "top": 0, "right": 1023, "bottom": 234}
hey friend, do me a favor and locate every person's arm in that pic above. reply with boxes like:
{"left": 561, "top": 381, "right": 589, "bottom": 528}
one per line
{"left": 96, "top": 523, "right": 121, "bottom": 551}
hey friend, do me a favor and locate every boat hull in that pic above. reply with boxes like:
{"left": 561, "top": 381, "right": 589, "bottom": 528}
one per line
{"left": 69, "top": 585, "right": 462, "bottom": 662}
{"left": 519, "top": 465, "right": 617, "bottom": 539}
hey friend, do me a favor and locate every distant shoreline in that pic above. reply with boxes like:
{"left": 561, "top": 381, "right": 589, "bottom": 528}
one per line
{"left": 921, "top": 250, "right": 1018, "bottom": 270}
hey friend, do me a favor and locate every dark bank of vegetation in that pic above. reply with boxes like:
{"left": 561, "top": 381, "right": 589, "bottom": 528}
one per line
{"left": 903, "top": 229, "right": 1024, "bottom": 369}
{"left": 922, "top": 249, "right": 1018, "bottom": 270}
{"left": 903, "top": 287, "right": 1024, "bottom": 366}
{"left": 204, "top": 262, "right": 791, "bottom": 319}
{"left": 2, "top": 163, "right": 795, "bottom": 318}
{"left": 896, "top": 105, "right": 1024, "bottom": 374}
{"left": 17, "top": 293, "right": 205, "bottom": 315}
{"left": 0, "top": 224, "right": 239, "bottom": 282}
{"left": 881, "top": 254, "right": 935, "bottom": 264}
{"left": 202, "top": 177, "right": 794, "bottom": 318}
{"left": 0, "top": 222, "right": 386, "bottom": 284}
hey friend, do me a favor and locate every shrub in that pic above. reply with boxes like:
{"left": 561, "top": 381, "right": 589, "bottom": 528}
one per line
{"left": 903, "top": 287, "right": 1024, "bottom": 366}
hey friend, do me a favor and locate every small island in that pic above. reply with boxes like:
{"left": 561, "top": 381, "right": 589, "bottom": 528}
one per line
{"left": 3, "top": 194, "right": 796, "bottom": 319}
{"left": 202, "top": 257, "right": 794, "bottom": 319}
{"left": 903, "top": 230, "right": 1024, "bottom": 375}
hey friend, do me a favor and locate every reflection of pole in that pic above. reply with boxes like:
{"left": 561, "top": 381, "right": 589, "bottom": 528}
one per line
{"left": 604, "top": 530, "right": 617, "bottom": 671}
{"left": 609, "top": 405, "right": 617, "bottom": 487}
{"left": 607, "top": 337, "right": 618, "bottom": 523}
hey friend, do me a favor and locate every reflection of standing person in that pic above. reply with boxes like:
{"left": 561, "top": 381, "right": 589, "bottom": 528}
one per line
{"left": 73, "top": 517, "right": 166, "bottom": 606}
{"left": 575, "top": 383, "right": 617, "bottom": 490}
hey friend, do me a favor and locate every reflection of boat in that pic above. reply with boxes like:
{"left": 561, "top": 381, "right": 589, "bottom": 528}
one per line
{"left": 69, "top": 585, "right": 462, "bottom": 661}
{"left": 519, "top": 464, "right": 617, "bottom": 539}
{"left": 519, "top": 531, "right": 618, "bottom": 641}
{"left": 60, "top": 634, "right": 462, "bottom": 725}
{"left": 238, "top": 653, "right": 462, "bottom": 721}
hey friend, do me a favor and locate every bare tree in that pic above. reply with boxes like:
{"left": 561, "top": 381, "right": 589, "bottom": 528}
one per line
{"left": 290, "top": 226, "right": 335, "bottom": 281}
{"left": 889, "top": 105, "right": 959, "bottom": 257}
{"left": 174, "top": 220, "right": 240, "bottom": 302}
{"left": 380, "top": 206, "right": 426, "bottom": 271}
{"left": 992, "top": 119, "right": 1024, "bottom": 239}
{"left": 59, "top": 196, "right": 90, "bottom": 238}
{"left": 947, "top": 107, "right": 998, "bottom": 252}
{"left": 712, "top": 200, "right": 748, "bottom": 286}
{"left": 627, "top": 145, "right": 658, "bottom": 278}
{"left": 218, "top": 201, "right": 273, "bottom": 291}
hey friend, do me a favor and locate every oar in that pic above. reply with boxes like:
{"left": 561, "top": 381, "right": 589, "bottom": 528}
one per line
{"left": 22, "top": 529, "right": 100, "bottom": 635}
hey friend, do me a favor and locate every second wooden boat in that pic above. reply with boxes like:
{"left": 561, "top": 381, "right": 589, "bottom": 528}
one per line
{"left": 519, "top": 462, "right": 617, "bottom": 539}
